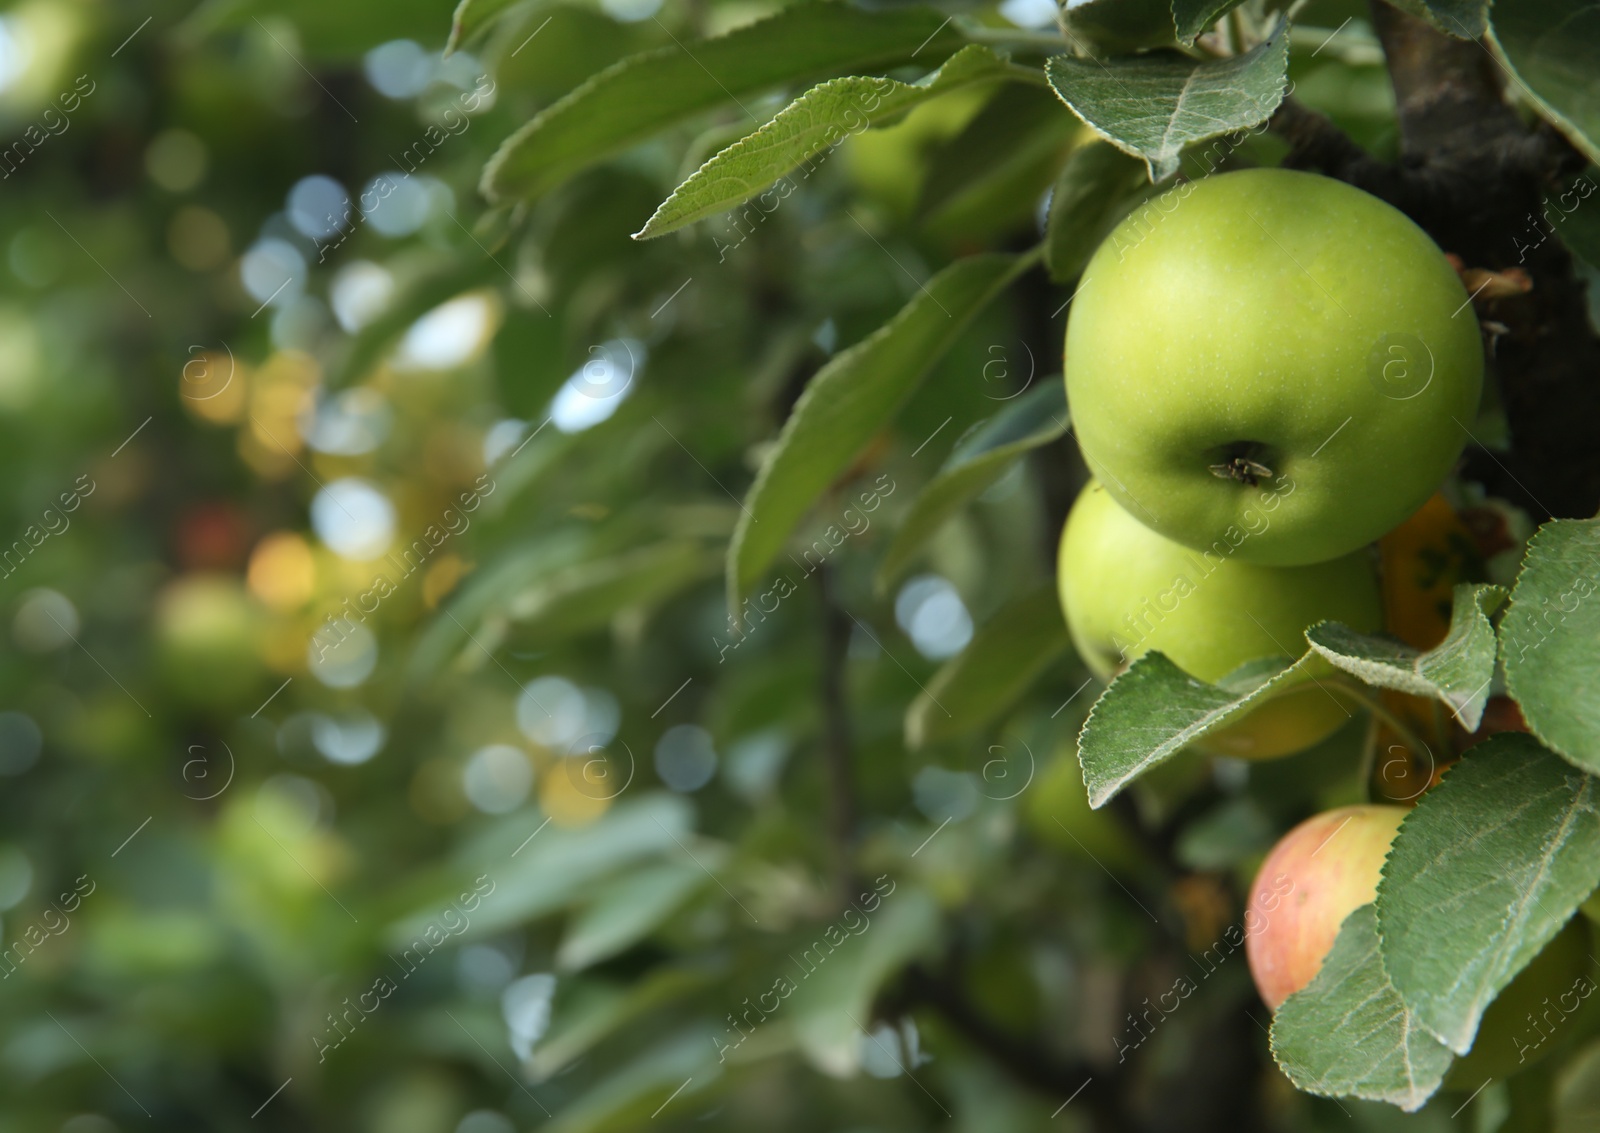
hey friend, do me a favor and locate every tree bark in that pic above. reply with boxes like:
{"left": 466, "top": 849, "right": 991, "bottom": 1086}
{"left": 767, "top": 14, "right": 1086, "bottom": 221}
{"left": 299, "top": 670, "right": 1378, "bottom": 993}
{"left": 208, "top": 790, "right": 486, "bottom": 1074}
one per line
{"left": 1272, "top": 1, "right": 1600, "bottom": 523}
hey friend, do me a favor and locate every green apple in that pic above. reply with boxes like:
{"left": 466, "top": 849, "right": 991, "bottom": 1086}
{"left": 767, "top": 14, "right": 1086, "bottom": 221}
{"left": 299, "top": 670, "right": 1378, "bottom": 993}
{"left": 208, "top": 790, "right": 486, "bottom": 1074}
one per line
{"left": 1065, "top": 168, "right": 1483, "bottom": 567}
{"left": 1058, "top": 481, "right": 1382, "bottom": 759}
{"left": 1245, "top": 805, "right": 1406, "bottom": 1010}
{"left": 1446, "top": 917, "right": 1593, "bottom": 1085}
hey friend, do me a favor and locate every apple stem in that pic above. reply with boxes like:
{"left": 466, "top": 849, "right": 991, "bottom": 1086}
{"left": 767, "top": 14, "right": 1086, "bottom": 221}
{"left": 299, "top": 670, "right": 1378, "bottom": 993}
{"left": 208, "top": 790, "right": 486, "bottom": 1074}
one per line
{"left": 1356, "top": 716, "right": 1380, "bottom": 803}
{"left": 1326, "top": 678, "right": 1435, "bottom": 774}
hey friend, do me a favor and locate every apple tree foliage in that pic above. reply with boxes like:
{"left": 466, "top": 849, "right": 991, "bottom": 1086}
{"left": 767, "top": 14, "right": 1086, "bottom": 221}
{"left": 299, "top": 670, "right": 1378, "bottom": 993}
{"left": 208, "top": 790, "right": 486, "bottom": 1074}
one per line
{"left": 4, "top": 0, "right": 1600, "bottom": 1130}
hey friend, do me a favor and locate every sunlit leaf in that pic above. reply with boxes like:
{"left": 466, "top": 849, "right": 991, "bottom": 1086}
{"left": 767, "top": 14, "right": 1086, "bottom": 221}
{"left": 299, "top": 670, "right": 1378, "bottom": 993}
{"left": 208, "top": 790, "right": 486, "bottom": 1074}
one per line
{"left": 636, "top": 45, "right": 1024, "bottom": 239}
{"left": 482, "top": 5, "right": 965, "bottom": 202}
{"left": 1077, "top": 651, "right": 1318, "bottom": 808}
{"left": 905, "top": 582, "right": 1071, "bottom": 749}
{"left": 879, "top": 379, "right": 1067, "bottom": 589}
{"left": 728, "top": 251, "right": 1034, "bottom": 614}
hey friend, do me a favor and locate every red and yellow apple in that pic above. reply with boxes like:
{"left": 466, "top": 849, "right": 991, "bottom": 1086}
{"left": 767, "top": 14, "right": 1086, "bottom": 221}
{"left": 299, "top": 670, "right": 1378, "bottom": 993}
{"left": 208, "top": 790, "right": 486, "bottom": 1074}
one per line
{"left": 1245, "top": 804, "right": 1406, "bottom": 1009}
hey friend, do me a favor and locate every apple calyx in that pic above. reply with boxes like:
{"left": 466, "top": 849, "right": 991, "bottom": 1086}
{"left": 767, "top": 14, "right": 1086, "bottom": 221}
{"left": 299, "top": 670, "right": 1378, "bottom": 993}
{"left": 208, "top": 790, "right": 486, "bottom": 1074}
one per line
{"left": 1208, "top": 449, "right": 1275, "bottom": 487}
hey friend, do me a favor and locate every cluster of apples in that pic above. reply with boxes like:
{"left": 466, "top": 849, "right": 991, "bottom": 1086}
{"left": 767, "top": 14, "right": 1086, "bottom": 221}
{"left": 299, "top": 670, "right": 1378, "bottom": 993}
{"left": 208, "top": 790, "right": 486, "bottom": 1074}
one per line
{"left": 1053, "top": 169, "right": 1593, "bottom": 1044}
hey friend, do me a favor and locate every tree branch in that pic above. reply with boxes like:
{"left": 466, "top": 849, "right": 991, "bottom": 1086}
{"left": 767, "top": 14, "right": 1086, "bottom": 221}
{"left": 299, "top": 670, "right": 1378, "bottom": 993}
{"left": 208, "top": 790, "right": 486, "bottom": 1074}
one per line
{"left": 1270, "top": 98, "right": 1401, "bottom": 200}
{"left": 816, "top": 563, "right": 859, "bottom": 900}
{"left": 1271, "top": 2, "right": 1600, "bottom": 523}
{"left": 895, "top": 963, "right": 1123, "bottom": 1130}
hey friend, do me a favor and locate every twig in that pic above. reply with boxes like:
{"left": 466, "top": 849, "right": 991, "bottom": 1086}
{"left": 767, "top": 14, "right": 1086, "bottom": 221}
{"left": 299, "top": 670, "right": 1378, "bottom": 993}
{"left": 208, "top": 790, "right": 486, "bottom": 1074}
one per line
{"left": 816, "top": 563, "right": 859, "bottom": 900}
{"left": 895, "top": 964, "right": 1123, "bottom": 1129}
{"left": 1326, "top": 678, "right": 1434, "bottom": 763}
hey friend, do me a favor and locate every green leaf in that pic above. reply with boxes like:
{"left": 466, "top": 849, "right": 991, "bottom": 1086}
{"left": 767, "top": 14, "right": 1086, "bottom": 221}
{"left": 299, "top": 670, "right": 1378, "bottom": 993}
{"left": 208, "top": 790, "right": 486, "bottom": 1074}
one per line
{"left": 328, "top": 255, "right": 499, "bottom": 390}
{"left": 557, "top": 862, "right": 708, "bottom": 971}
{"left": 1549, "top": 167, "right": 1600, "bottom": 268}
{"left": 917, "top": 83, "right": 1078, "bottom": 241}
{"left": 1044, "top": 140, "right": 1152, "bottom": 283}
{"left": 529, "top": 967, "right": 714, "bottom": 1081}
{"left": 1306, "top": 583, "right": 1506, "bottom": 732}
{"left": 1491, "top": 0, "right": 1600, "bottom": 164}
{"left": 509, "top": 540, "right": 721, "bottom": 640}
{"left": 878, "top": 379, "right": 1068, "bottom": 590}
{"left": 1076, "top": 651, "right": 1317, "bottom": 808}
{"left": 446, "top": 0, "right": 527, "bottom": 54}
{"left": 404, "top": 533, "right": 588, "bottom": 684}
{"left": 387, "top": 794, "right": 695, "bottom": 942}
{"left": 905, "top": 583, "right": 1071, "bottom": 749}
{"left": 481, "top": 4, "right": 966, "bottom": 202}
{"left": 1064, "top": 0, "right": 1180, "bottom": 54}
{"left": 1555, "top": 1040, "right": 1600, "bottom": 1133}
{"left": 790, "top": 885, "right": 940, "bottom": 1077}
{"left": 1501, "top": 519, "right": 1600, "bottom": 773}
{"left": 1270, "top": 905, "right": 1453, "bottom": 1113}
{"left": 728, "top": 251, "right": 1033, "bottom": 614}
{"left": 635, "top": 46, "right": 1020, "bottom": 240}
{"left": 543, "top": 1029, "right": 720, "bottom": 1133}
{"left": 1377, "top": 733, "right": 1600, "bottom": 1055}
{"left": 1171, "top": 0, "right": 1247, "bottom": 47}
{"left": 1045, "top": 23, "right": 1289, "bottom": 181}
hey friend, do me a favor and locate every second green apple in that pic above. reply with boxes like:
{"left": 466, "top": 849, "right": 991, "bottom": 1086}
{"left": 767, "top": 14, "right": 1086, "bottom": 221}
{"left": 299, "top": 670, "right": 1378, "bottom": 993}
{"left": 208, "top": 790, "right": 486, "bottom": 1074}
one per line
{"left": 1058, "top": 481, "right": 1382, "bottom": 758}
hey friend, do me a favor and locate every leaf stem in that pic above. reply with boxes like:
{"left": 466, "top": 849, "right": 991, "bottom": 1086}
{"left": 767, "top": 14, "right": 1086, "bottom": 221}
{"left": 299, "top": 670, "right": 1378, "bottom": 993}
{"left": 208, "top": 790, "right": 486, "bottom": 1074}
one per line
{"left": 958, "top": 25, "right": 1069, "bottom": 52}
{"left": 1326, "top": 677, "right": 1434, "bottom": 762}
{"left": 1000, "top": 61, "right": 1052, "bottom": 87}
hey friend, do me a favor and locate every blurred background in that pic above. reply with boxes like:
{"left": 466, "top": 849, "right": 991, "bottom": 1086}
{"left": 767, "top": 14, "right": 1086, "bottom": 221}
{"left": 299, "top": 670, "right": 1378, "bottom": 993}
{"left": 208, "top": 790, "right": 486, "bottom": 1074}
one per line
{"left": 0, "top": 0, "right": 1492, "bottom": 1130}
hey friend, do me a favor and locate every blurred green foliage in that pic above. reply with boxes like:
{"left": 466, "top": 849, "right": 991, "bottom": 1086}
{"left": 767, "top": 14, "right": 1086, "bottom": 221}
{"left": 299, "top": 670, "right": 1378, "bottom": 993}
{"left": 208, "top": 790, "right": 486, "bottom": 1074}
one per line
{"left": 0, "top": 0, "right": 1594, "bottom": 1131}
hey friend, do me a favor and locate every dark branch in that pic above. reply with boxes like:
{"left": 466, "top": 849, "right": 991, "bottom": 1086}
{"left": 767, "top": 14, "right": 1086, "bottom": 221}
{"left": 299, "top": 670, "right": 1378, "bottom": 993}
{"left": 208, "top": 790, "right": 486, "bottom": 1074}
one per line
{"left": 1270, "top": 2, "right": 1600, "bottom": 523}
{"left": 894, "top": 964, "right": 1123, "bottom": 1130}
{"left": 1269, "top": 98, "right": 1401, "bottom": 201}
{"left": 816, "top": 563, "right": 859, "bottom": 901}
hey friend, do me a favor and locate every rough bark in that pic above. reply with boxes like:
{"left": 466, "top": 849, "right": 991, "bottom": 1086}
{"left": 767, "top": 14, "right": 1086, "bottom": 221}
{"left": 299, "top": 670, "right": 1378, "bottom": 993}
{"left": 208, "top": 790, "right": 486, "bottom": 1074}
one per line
{"left": 1272, "top": 1, "right": 1600, "bottom": 522}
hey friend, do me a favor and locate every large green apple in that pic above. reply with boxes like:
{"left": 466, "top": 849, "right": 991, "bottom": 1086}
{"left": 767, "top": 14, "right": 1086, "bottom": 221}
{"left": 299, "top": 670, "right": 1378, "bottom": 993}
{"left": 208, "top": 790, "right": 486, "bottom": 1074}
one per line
{"left": 1058, "top": 481, "right": 1382, "bottom": 759}
{"left": 1245, "top": 805, "right": 1406, "bottom": 1010}
{"left": 1065, "top": 168, "right": 1482, "bottom": 567}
